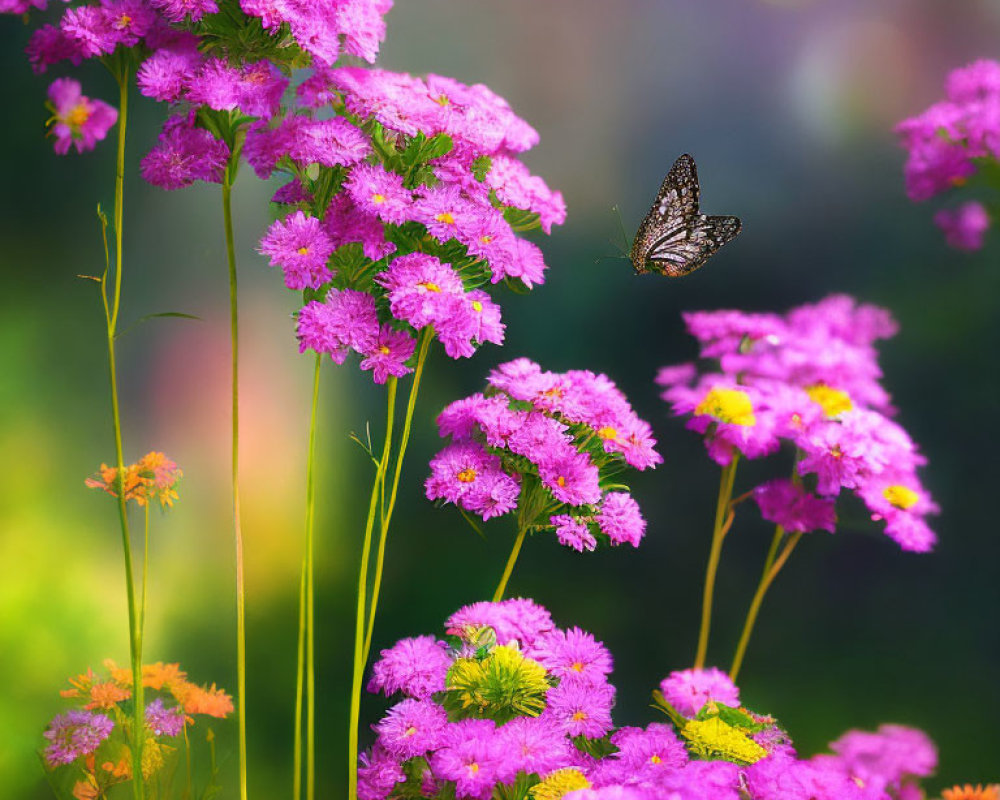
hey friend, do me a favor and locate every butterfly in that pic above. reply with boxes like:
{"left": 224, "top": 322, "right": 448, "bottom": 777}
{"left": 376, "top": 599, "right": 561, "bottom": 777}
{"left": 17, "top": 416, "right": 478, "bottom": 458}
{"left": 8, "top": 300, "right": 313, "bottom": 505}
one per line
{"left": 630, "top": 154, "right": 742, "bottom": 276}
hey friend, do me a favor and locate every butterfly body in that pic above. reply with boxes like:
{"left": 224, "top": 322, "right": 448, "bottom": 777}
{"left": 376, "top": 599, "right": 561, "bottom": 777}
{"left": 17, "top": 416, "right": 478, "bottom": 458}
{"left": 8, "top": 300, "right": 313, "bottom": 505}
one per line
{"left": 631, "top": 154, "right": 742, "bottom": 277}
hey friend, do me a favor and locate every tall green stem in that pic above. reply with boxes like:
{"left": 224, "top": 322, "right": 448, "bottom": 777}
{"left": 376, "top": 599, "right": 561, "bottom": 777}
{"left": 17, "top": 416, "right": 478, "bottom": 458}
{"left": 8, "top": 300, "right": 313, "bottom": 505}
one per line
{"left": 362, "top": 330, "right": 433, "bottom": 663}
{"left": 729, "top": 529, "right": 802, "bottom": 682}
{"left": 694, "top": 455, "right": 739, "bottom": 670}
{"left": 221, "top": 170, "right": 248, "bottom": 800}
{"left": 348, "top": 380, "right": 397, "bottom": 800}
{"left": 493, "top": 523, "right": 529, "bottom": 602}
{"left": 294, "top": 355, "right": 322, "bottom": 800}
{"left": 100, "top": 70, "right": 144, "bottom": 800}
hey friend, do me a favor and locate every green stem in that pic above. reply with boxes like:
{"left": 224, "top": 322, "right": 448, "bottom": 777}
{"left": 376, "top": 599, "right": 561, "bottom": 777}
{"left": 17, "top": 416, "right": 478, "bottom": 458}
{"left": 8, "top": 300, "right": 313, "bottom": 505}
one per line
{"left": 139, "top": 504, "right": 149, "bottom": 653}
{"left": 362, "top": 329, "right": 433, "bottom": 663}
{"left": 221, "top": 169, "right": 248, "bottom": 800}
{"left": 348, "top": 379, "right": 397, "bottom": 800}
{"left": 729, "top": 529, "right": 802, "bottom": 682}
{"left": 694, "top": 455, "right": 739, "bottom": 670}
{"left": 493, "top": 523, "right": 529, "bottom": 602}
{"left": 293, "top": 556, "right": 306, "bottom": 800}
{"left": 101, "top": 69, "right": 143, "bottom": 800}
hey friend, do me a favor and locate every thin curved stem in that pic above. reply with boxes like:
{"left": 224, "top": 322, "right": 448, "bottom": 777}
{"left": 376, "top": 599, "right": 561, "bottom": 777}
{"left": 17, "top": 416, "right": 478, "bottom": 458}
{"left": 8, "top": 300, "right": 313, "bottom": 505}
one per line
{"left": 348, "top": 380, "right": 397, "bottom": 800}
{"left": 139, "top": 504, "right": 149, "bottom": 653}
{"left": 221, "top": 171, "right": 248, "bottom": 800}
{"left": 362, "top": 330, "right": 433, "bottom": 662}
{"left": 493, "top": 523, "right": 529, "bottom": 602}
{"left": 729, "top": 530, "right": 802, "bottom": 682}
{"left": 694, "top": 455, "right": 739, "bottom": 670}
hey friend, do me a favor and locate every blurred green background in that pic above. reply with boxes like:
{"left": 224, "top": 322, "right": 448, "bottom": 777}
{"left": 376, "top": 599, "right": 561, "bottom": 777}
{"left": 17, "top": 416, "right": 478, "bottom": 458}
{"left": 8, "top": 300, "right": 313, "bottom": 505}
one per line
{"left": 2, "top": 0, "right": 999, "bottom": 797}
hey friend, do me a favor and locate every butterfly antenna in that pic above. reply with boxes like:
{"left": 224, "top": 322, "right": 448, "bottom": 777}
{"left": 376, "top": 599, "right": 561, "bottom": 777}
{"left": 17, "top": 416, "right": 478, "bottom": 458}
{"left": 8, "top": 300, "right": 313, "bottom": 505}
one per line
{"left": 594, "top": 204, "right": 631, "bottom": 266}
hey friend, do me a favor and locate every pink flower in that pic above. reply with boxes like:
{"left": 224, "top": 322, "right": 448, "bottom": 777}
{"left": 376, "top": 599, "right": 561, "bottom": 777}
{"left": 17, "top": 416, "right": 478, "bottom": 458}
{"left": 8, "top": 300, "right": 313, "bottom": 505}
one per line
{"left": 346, "top": 162, "right": 414, "bottom": 224}
{"left": 359, "top": 325, "right": 416, "bottom": 384}
{"left": 551, "top": 514, "right": 597, "bottom": 552}
{"left": 46, "top": 78, "right": 117, "bottom": 155}
{"left": 595, "top": 492, "right": 646, "bottom": 547}
{"left": 140, "top": 112, "right": 228, "bottom": 190}
{"left": 934, "top": 201, "right": 990, "bottom": 251}
{"left": 375, "top": 698, "right": 448, "bottom": 759}
{"left": 368, "top": 635, "right": 451, "bottom": 699}
{"left": 543, "top": 676, "right": 615, "bottom": 738}
{"left": 753, "top": 479, "right": 836, "bottom": 533}
{"left": 296, "top": 289, "right": 379, "bottom": 361}
{"left": 659, "top": 667, "right": 740, "bottom": 717}
{"left": 259, "top": 211, "right": 335, "bottom": 290}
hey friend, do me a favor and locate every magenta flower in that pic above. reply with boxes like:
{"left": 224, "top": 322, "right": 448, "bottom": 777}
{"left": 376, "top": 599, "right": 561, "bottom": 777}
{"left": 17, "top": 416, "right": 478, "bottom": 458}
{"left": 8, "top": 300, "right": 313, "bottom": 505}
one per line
{"left": 346, "top": 162, "right": 414, "bottom": 224}
{"left": 137, "top": 40, "right": 203, "bottom": 102}
{"left": 368, "top": 635, "right": 451, "bottom": 699}
{"left": 531, "top": 627, "right": 613, "bottom": 684}
{"left": 753, "top": 479, "right": 836, "bottom": 533}
{"left": 145, "top": 698, "right": 185, "bottom": 737}
{"left": 259, "top": 211, "right": 335, "bottom": 290}
{"left": 357, "top": 743, "right": 406, "bottom": 800}
{"left": 42, "top": 709, "right": 114, "bottom": 766}
{"left": 551, "top": 514, "right": 597, "bottom": 552}
{"left": 296, "top": 289, "right": 380, "bottom": 364}
{"left": 543, "top": 677, "right": 615, "bottom": 738}
{"left": 827, "top": 724, "right": 937, "bottom": 794}
{"left": 140, "top": 112, "right": 229, "bottom": 190}
{"left": 46, "top": 78, "right": 117, "bottom": 155}
{"left": 595, "top": 492, "right": 646, "bottom": 546}
{"left": 659, "top": 667, "right": 740, "bottom": 718}
{"left": 375, "top": 698, "right": 448, "bottom": 759}
{"left": 444, "top": 598, "right": 555, "bottom": 648}
{"left": 934, "top": 201, "right": 990, "bottom": 251}
{"left": 150, "top": 0, "right": 218, "bottom": 22}
{"left": 359, "top": 324, "right": 416, "bottom": 384}
{"left": 429, "top": 719, "right": 505, "bottom": 800}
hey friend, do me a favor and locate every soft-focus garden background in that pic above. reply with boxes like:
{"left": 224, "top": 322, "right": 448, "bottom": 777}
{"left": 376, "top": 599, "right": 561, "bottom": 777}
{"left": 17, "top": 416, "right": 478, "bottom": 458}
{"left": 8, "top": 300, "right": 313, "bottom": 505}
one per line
{"left": 2, "top": 0, "right": 999, "bottom": 796}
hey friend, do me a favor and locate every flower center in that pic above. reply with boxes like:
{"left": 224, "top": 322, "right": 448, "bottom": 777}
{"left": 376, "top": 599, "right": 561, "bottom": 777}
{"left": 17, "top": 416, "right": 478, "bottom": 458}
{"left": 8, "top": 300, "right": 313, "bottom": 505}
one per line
{"left": 417, "top": 281, "right": 441, "bottom": 293}
{"left": 116, "top": 13, "right": 132, "bottom": 29}
{"left": 404, "top": 726, "right": 417, "bottom": 737}
{"left": 480, "top": 235, "right": 493, "bottom": 244}
{"left": 457, "top": 467, "right": 477, "bottom": 483}
{"left": 883, "top": 484, "right": 919, "bottom": 509}
{"left": 556, "top": 476, "right": 566, "bottom": 487}
{"left": 571, "top": 710, "right": 587, "bottom": 721}
{"left": 436, "top": 94, "right": 451, "bottom": 106}
{"left": 64, "top": 103, "right": 91, "bottom": 131}
{"left": 570, "top": 661, "right": 584, "bottom": 672}
{"left": 379, "top": 345, "right": 391, "bottom": 355}
{"left": 694, "top": 388, "right": 756, "bottom": 426}
{"left": 597, "top": 426, "right": 618, "bottom": 441}
{"left": 297, "top": 246, "right": 310, "bottom": 255}
{"left": 806, "top": 384, "right": 853, "bottom": 417}
{"left": 467, "top": 762, "right": 479, "bottom": 774}
{"left": 371, "top": 193, "right": 386, "bottom": 204}
{"left": 830, "top": 444, "right": 844, "bottom": 460}
{"left": 471, "top": 300, "right": 483, "bottom": 313}
{"left": 435, "top": 211, "right": 456, "bottom": 224}
{"left": 649, "top": 754, "right": 662, "bottom": 764}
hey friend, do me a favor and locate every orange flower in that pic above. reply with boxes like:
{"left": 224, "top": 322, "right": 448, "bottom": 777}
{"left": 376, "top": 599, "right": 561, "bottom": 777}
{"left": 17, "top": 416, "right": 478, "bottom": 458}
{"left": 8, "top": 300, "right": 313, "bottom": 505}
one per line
{"left": 101, "top": 660, "right": 188, "bottom": 691}
{"left": 85, "top": 452, "right": 182, "bottom": 508}
{"left": 942, "top": 786, "right": 1000, "bottom": 800}
{"left": 171, "top": 680, "right": 234, "bottom": 719}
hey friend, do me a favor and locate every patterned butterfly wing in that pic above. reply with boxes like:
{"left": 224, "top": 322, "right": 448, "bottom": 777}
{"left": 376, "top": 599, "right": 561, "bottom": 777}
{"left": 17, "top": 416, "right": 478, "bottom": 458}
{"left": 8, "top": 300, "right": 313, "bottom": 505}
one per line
{"left": 630, "top": 153, "right": 741, "bottom": 277}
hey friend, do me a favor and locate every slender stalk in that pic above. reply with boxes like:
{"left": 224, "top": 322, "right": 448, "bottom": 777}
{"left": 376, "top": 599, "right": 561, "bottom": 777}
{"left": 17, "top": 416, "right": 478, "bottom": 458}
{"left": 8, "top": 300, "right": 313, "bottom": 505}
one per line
{"left": 493, "top": 523, "right": 529, "bottom": 602}
{"left": 139, "top": 504, "right": 149, "bottom": 651}
{"left": 729, "top": 530, "right": 803, "bottom": 682}
{"left": 99, "top": 70, "right": 144, "bottom": 800}
{"left": 293, "top": 557, "right": 306, "bottom": 800}
{"left": 694, "top": 455, "right": 740, "bottom": 670}
{"left": 221, "top": 170, "right": 248, "bottom": 800}
{"left": 362, "top": 330, "right": 433, "bottom": 662}
{"left": 348, "top": 380, "right": 397, "bottom": 800}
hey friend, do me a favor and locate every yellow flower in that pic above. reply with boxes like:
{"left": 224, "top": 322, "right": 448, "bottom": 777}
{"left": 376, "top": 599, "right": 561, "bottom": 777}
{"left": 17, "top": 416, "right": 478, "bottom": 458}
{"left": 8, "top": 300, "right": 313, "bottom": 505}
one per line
{"left": 531, "top": 769, "right": 591, "bottom": 800}
{"left": 681, "top": 717, "right": 767, "bottom": 765}
{"left": 806, "top": 385, "right": 853, "bottom": 417}
{"left": 883, "top": 484, "right": 919, "bottom": 510}
{"left": 694, "top": 388, "right": 756, "bottom": 426}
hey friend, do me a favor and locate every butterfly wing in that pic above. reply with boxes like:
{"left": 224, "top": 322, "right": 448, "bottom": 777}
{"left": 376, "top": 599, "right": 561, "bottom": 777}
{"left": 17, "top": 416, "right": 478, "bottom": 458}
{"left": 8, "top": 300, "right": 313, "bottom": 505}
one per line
{"left": 630, "top": 153, "right": 741, "bottom": 276}
{"left": 648, "top": 214, "right": 742, "bottom": 277}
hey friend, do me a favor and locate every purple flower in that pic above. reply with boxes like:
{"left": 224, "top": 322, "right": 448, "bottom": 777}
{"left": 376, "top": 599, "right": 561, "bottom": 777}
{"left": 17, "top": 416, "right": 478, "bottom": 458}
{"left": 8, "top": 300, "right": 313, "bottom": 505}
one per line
{"left": 494, "top": 716, "right": 574, "bottom": 780}
{"left": 43, "top": 710, "right": 114, "bottom": 766}
{"left": 753, "top": 479, "right": 836, "bottom": 533}
{"left": 259, "top": 211, "right": 335, "bottom": 290}
{"left": 323, "top": 194, "right": 395, "bottom": 261}
{"left": 595, "top": 723, "right": 688, "bottom": 784}
{"left": 296, "top": 289, "right": 379, "bottom": 362}
{"left": 359, "top": 324, "right": 416, "bottom": 384}
{"left": 377, "top": 253, "right": 465, "bottom": 329}
{"left": 934, "top": 201, "right": 990, "bottom": 251}
{"left": 375, "top": 698, "right": 448, "bottom": 759}
{"left": 444, "top": 598, "right": 555, "bottom": 648}
{"left": 538, "top": 450, "right": 603, "bottom": 507}
{"left": 140, "top": 112, "right": 229, "bottom": 190}
{"left": 659, "top": 667, "right": 740, "bottom": 717}
{"left": 368, "top": 635, "right": 451, "bottom": 699}
{"left": 827, "top": 724, "right": 937, "bottom": 793}
{"left": 551, "top": 514, "right": 597, "bottom": 552}
{"left": 27, "top": 25, "right": 85, "bottom": 74}
{"left": 543, "top": 676, "right": 615, "bottom": 738}
{"left": 150, "top": 0, "right": 218, "bottom": 22}
{"left": 357, "top": 743, "right": 406, "bottom": 800}
{"left": 137, "top": 40, "right": 203, "bottom": 102}
{"left": 145, "top": 697, "right": 185, "bottom": 737}
{"left": 425, "top": 441, "right": 520, "bottom": 521}
{"left": 745, "top": 754, "right": 885, "bottom": 800}
{"left": 595, "top": 492, "right": 646, "bottom": 547}
{"left": 429, "top": 719, "right": 505, "bottom": 800}
{"left": 531, "top": 627, "right": 613, "bottom": 683}
{"left": 46, "top": 78, "right": 117, "bottom": 155}
{"left": 346, "top": 162, "right": 414, "bottom": 224}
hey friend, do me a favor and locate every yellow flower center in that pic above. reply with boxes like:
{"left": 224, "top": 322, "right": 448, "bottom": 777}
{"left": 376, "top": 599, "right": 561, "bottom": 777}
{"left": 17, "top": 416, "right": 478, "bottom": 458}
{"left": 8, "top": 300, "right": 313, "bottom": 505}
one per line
{"left": 694, "top": 388, "right": 756, "bottom": 426}
{"left": 471, "top": 300, "right": 483, "bottom": 313}
{"left": 570, "top": 662, "right": 584, "bottom": 673}
{"left": 649, "top": 754, "right": 662, "bottom": 764}
{"left": 883, "top": 484, "right": 919, "bottom": 510}
{"left": 117, "top": 13, "right": 132, "bottom": 27}
{"left": 372, "top": 193, "right": 386, "bottom": 204}
{"left": 418, "top": 281, "right": 441, "bottom": 293}
{"left": 379, "top": 345, "right": 390, "bottom": 355}
{"left": 830, "top": 444, "right": 843, "bottom": 460}
{"left": 436, "top": 94, "right": 451, "bottom": 106}
{"left": 571, "top": 710, "right": 587, "bottom": 721}
{"left": 64, "top": 103, "right": 91, "bottom": 131}
{"left": 951, "top": 176, "right": 968, "bottom": 187}
{"left": 468, "top": 762, "right": 479, "bottom": 774}
{"left": 556, "top": 476, "right": 566, "bottom": 487}
{"left": 457, "top": 467, "right": 477, "bottom": 483}
{"left": 297, "top": 246, "right": 310, "bottom": 255}
{"left": 404, "top": 726, "right": 417, "bottom": 737}
{"left": 597, "top": 426, "right": 618, "bottom": 441}
{"left": 806, "top": 385, "right": 853, "bottom": 417}
{"left": 435, "top": 211, "right": 456, "bottom": 224}
{"left": 480, "top": 235, "right": 493, "bottom": 244}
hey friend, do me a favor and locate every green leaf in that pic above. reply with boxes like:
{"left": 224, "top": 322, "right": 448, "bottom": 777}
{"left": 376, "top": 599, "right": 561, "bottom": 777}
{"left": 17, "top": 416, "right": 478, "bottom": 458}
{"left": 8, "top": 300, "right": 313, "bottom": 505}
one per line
{"left": 458, "top": 508, "right": 488, "bottom": 541}
{"left": 493, "top": 772, "right": 539, "bottom": 800}
{"left": 471, "top": 155, "right": 492, "bottom": 182}
{"left": 571, "top": 734, "right": 619, "bottom": 759}
{"left": 115, "top": 312, "right": 203, "bottom": 340}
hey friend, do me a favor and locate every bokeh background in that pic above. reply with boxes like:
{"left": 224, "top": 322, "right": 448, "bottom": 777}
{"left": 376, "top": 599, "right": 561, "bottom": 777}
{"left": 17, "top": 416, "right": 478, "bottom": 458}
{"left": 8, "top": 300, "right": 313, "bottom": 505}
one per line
{"left": 2, "top": 0, "right": 999, "bottom": 796}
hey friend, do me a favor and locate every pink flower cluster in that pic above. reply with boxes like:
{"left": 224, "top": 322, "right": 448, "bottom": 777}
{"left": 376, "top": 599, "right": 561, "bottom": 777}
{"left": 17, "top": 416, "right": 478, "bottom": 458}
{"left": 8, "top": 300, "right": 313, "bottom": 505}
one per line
{"left": 360, "top": 601, "right": 938, "bottom": 800}
{"left": 658, "top": 295, "right": 938, "bottom": 552}
{"left": 896, "top": 59, "right": 1000, "bottom": 250}
{"left": 426, "top": 359, "right": 661, "bottom": 551}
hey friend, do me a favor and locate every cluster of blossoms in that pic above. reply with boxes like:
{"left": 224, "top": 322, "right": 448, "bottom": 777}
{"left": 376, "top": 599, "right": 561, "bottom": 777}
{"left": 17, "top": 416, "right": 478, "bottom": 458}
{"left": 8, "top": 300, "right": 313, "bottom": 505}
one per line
{"left": 359, "top": 599, "right": 943, "bottom": 800}
{"left": 5, "top": 0, "right": 564, "bottom": 384}
{"left": 426, "top": 359, "right": 661, "bottom": 551}
{"left": 85, "top": 451, "right": 182, "bottom": 507}
{"left": 896, "top": 59, "right": 1000, "bottom": 251}
{"left": 43, "top": 661, "right": 232, "bottom": 796}
{"left": 657, "top": 295, "right": 938, "bottom": 552}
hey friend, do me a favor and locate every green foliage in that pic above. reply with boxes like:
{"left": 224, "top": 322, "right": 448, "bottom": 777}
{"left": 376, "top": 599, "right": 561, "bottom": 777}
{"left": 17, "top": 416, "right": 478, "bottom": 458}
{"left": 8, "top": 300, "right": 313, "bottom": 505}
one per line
{"left": 195, "top": 0, "right": 309, "bottom": 70}
{"left": 440, "top": 645, "right": 552, "bottom": 725}
{"left": 571, "top": 734, "right": 619, "bottom": 759}
{"left": 492, "top": 771, "right": 540, "bottom": 800}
